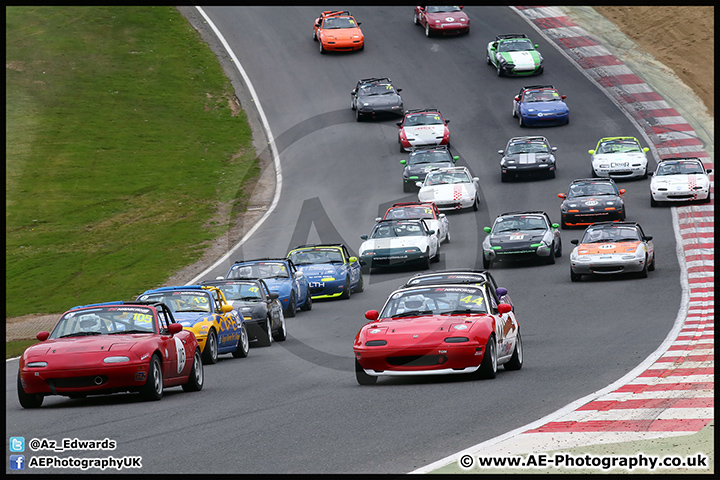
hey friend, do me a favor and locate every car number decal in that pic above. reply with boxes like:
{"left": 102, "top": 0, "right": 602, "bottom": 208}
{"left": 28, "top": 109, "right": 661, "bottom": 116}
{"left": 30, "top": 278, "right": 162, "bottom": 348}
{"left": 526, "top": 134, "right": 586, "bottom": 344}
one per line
{"left": 174, "top": 336, "right": 186, "bottom": 374}
{"left": 459, "top": 295, "right": 484, "bottom": 306}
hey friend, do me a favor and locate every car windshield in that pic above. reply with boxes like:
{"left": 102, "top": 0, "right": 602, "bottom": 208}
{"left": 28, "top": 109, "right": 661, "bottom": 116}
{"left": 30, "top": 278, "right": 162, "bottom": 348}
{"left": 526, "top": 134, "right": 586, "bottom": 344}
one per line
{"left": 404, "top": 113, "right": 443, "bottom": 126}
{"left": 386, "top": 206, "right": 435, "bottom": 220}
{"left": 323, "top": 17, "right": 357, "bottom": 29}
{"left": 523, "top": 90, "right": 560, "bottom": 102}
{"left": 426, "top": 6, "right": 462, "bottom": 13}
{"left": 380, "top": 286, "right": 489, "bottom": 318}
{"left": 214, "top": 283, "right": 263, "bottom": 301}
{"left": 140, "top": 291, "right": 213, "bottom": 313}
{"left": 498, "top": 39, "right": 534, "bottom": 52}
{"left": 507, "top": 141, "right": 549, "bottom": 154}
{"left": 408, "top": 151, "right": 451, "bottom": 165}
{"left": 582, "top": 226, "right": 641, "bottom": 243}
{"left": 371, "top": 222, "right": 424, "bottom": 238}
{"left": 656, "top": 161, "right": 704, "bottom": 176}
{"left": 493, "top": 216, "right": 546, "bottom": 233}
{"left": 359, "top": 84, "right": 396, "bottom": 96}
{"left": 597, "top": 139, "right": 642, "bottom": 154}
{"left": 50, "top": 306, "right": 157, "bottom": 338}
{"left": 228, "top": 262, "right": 290, "bottom": 279}
{"left": 288, "top": 248, "right": 343, "bottom": 265}
{"left": 567, "top": 183, "right": 617, "bottom": 198}
{"left": 426, "top": 172, "right": 470, "bottom": 185}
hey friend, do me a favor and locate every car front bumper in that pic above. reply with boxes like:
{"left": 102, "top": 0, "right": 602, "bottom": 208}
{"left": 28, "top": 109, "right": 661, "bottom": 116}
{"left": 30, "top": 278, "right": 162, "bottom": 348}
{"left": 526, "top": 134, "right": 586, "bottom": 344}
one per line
{"left": 20, "top": 361, "right": 150, "bottom": 396}
{"left": 652, "top": 188, "right": 710, "bottom": 202}
{"left": 562, "top": 210, "right": 624, "bottom": 227}
{"left": 354, "top": 342, "right": 485, "bottom": 375}
{"left": 571, "top": 257, "right": 647, "bottom": 275}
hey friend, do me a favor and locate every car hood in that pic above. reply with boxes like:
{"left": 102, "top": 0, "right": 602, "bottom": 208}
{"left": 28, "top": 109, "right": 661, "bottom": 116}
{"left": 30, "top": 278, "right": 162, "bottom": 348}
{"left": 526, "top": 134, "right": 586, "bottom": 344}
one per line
{"left": 652, "top": 174, "right": 709, "bottom": 187}
{"left": 576, "top": 241, "right": 642, "bottom": 255}
{"left": 521, "top": 100, "right": 567, "bottom": 113}
{"left": 490, "top": 231, "right": 545, "bottom": 245}
{"left": 500, "top": 50, "right": 540, "bottom": 66}
{"left": 426, "top": 11, "right": 469, "bottom": 23}
{"left": 419, "top": 183, "right": 475, "bottom": 201}
{"left": 23, "top": 335, "right": 147, "bottom": 357}
{"left": 403, "top": 124, "right": 446, "bottom": 140}
{"left": 296, "top": 263, "right": 343, "bottom": 277}
{"left": 592, "top": 152, "right": 647, "bottom": 164}
{"left": 405, "top": 161, "right": 454, "bottom": 176}
{"left": 365, "top": 314, "right": 490, "bottom": 336}
{"left": 563, "top": 196, "right": 621, "bottom": 209}
{"left": 360, "top": 236, "right": 429, "bottom": 252}
{"left": 322, "top": 27, "right": 362, "bottom": 40}
{"left": 502, "top": 152, "right": 554, "bottom": 165}
{"left": 358, "top": 94, "right": 402, "bottom": 108}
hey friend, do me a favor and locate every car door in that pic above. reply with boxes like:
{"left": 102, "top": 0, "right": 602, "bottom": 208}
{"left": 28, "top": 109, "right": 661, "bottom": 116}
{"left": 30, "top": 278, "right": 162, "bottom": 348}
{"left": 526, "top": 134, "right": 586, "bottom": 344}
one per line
{"left": 212, "top": 289, "right": 240, "bottom": 350}
{"left": 290, "top": 261, "right": 309, "bottom": 303}
{"left": 156, "top": 308, "right": 182, "bottom": 381}
{"left": 486, "top": 287, "right": 519, "bottom": 360}
{"left": 342, "top": 245, "right": 361, "bottom": 286}
{"left": 260, "top": 280, "right": 282, "bottom": 329}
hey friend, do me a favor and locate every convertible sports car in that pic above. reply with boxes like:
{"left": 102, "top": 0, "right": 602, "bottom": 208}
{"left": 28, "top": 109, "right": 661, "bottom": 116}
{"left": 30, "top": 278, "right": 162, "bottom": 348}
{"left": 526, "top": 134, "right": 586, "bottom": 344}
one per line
{"left": 513, "top": 85, "right": 569, "bottom": 126}
{"left": 377, "top": 202, "right": 450, "bottom": 244}
{"left": 401, "top": 145, "right": 459, "bottom": 192}
{"left": 401, "top": 269, "right": 513, "bottom": 309}
{"left": 649, "top": 157, "right": 713, "bottom": 206}
{"left": 287, "top": 243, "right": 364, "bottom": 299}
{"left": 200, "top": 279, "right": 286, "bottom": 347}
{"left": 353, "top": 282, "right": 522, "bottom": 385}
{"left": 17, "top": 301, "right": 203, "bottom": 408}
{"left": 486, "top": 33, "right": 543, "bottom": 76}
{"left": 351, "top": 77, "right": 403, "bottom": 121}
{"left": 359, "top": 218, "right": 439, "bottom": 271}
{"left": 417, "top": 166, "right": 480, "bottom": 211}
{"left": 222, "top": 258, "right": 311, "bottom": 318}
{"left": 397, "top": 108, "right": 451, "bottom": 152}
{"left": 558, "top": 178, "right": 626, "bottom": 229}
{"left": 313, "top": 10, "right": 364, "bottom": 54}
{"left": 482, "top": 211, "right": 562, "bottom": 268}
{"left": 569, "top": 221, "right": 655, "bottom": 282}
{"left": 138, "top": 285, "right": 249, "bottom": 364}
{"left": 498, "top": 135, "right": 557, "bottom": 181}
{"left": 413, "top": 5, "right": 469, "bottom": 36}
{"left": 589, "top": 136, "right": 650, "bottom": 179}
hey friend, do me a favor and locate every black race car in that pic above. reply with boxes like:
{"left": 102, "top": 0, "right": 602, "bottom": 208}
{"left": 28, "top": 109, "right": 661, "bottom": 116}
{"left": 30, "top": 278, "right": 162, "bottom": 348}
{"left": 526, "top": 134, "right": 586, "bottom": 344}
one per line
{"left": 498, "top": 135, "right": 557, "bottom": 181}
{"left": 481, "top": 211, "right": 562, "bottom": 267}
{"left": 401, "top": 269, "right": 513, "bottom": 309}
{"left": 200, "top": 278, "right": 286, "bottom": 347}
{"left": 350, "top": 77, "right": 404, "bottom": 121}
{"left": 557, "top": 178, "right": 626, "bottom": 229}
{"left": 400, "top": 145, "right": 459, "bottom": 192}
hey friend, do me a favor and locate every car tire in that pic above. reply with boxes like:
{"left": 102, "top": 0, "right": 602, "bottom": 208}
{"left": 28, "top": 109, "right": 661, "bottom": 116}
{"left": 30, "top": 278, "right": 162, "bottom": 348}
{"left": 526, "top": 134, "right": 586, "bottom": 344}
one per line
{"left": 355, "top": 108, "right": 362, "bottom": 122}
{"left": 403, "top": 181, "right": 413, "bottom": 193}
{"left": 140, "top": 354, "right": 163, "bottom": 401}
{"left": 546, "top": 243, "right": 556, "bottom": 264}
{"left": 319, "top": 41, "right": 325, "bottom": 54}
{"left": 182, "top": 348, "right": 204, "bottom": 391}
{"left": 400, "top": 142, "right": 406, "bottom": 153}
{"left": 425, "top": 24, "right": 431, "bottom": 37}
{"left": 555, "top": 239, "right": 563, "bottom": 257}
{"left": 497, "top": 64, "right": 503, "bottom": 77}
{"left": 650, "top": 195, "right": 659, "bottom": 207}
{"left": 202, "top": 329, "right": 218, "bottom": 364}
{"left": 519, "top": 115, "right": 524, "bottom": 127}
{"left": 591, "top": 168, "right": 598, "bottom": 178}
{"left": 472, "top": 196, "right": 479, "bottom": 211}
{"left": 273, "top": 311, "right": 287, "bottom": 342}
{"left": 475, "top": 335, "right": 497, "bottom": 379}
{"left": 638, "top": 256, "right": 649, "bottom": 278}
{"left": 300, "top": 291, "right": 312, "bottom": 311}
{"left": 232, "top": 324, "right": 250, "bottom": 358}
{"left": 570, "top": 269, "right": 581, "bottom": 282}
{"left": 285, "top": 292, "right": 296, "bottom": 317}
{"left": 355, "top": 359, "right": 377, "bottom": 385}
{"left": 351, "top": 98, "right": 355, "bottom": 110}
{"left": 445, "top": 229, "right": 450, "bottom": 243}
{"left": 353, "top": 273, "right": 364, "bottom": 293}
{"left": 312, "top": 29, "right": 317, "bottom": 41}
{"left": 17, "top": 372, "right": 44, "bottom": 408}
{"left": 501, "top": 171, "right": 508, "bottom": 183}
{"left": 504, "top": 332, "right": 523, "bottom": 371}
{"left": 512, "top": 106, "right": 517, "bottom": 118}
{"left": 423, "top": 250, "right": 431, "bottom": 270}
{"left": 642, "top": 165, "right": 648, "bottom": 179}
{"left": 549, "top": 169, "right": 556, "bottom": 179}
{"left": 340, "top": 276, "right": 352, "bottom": 299}
{"left": 432, "top": 244, "right": 441, "bottom": 263}
{"left": 413, "top": 12, "right": 419, "bottom": 25}
{"left": 258, "top": 316, "right": 273, "bottom": 347}
{"left": 482, "top": 254, "right": 491, "bottom": 269}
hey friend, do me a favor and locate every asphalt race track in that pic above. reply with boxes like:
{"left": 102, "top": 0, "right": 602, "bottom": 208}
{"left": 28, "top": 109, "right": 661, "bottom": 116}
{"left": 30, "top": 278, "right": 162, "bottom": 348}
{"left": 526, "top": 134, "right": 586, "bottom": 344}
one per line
{"left": 5, "top": 7, "right": 684, "bottom": 474}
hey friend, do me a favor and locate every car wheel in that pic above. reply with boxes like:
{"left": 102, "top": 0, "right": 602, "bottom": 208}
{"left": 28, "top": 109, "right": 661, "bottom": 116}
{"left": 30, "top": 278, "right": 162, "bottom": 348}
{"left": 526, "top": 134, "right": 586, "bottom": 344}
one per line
{"left": 182, "top": 348, "right": 204, "bottom": 391}
{"left": 340, "top": 276, "right": 352, "bottom": 299}
{"left": 482, "top": 254, "right": 491, "bottom": 269}
{"left": 512, "top": 105, "right": 517, "bottom": 118}
{"left": 570, "top": 268, "right": 581, "bottom": 282}
{"left": 620, "top": 209, "right": 626, "bottom": 221}
{"left": 444, "top": 229, "right": 450, "bottom": 243}
{"left": 650, "top": 195, "right": 659, "bottom": 207}
{"left": 300, "top": 291, "right": 312, "bottom": 311}
{"left": 285, "top": 292, "right": 296, "bottom": 317}
{"left": 351, "top": 98, "right": 355, "bottom": 110}
{"left": 425, "top": 24, "right": 431, "bottom": 37}
{"left": 504, "top": 332, "right": 523, "bottom": 371}
{"left": 423, "top": 250, "right": 431, "bottom": 270}
{"left": 319, "top": 41, "right": 325, "bottom": 54}
{"left": 232, "top": 324, "right": 250, "bottom": 358}
{"left": 546, "top": 243, "right": 556, "bottom": 264}
{"left": 273, "top": 310, "right": 287, "bottom": 342}
{"left": 556, "top": 239, "right": 562, "bottom": 257}
{"left": 400, "top": 141, "right": 406, "bottom": 153}
{"left": 355, "top": 108, "right": 362, "bottom": 122}
{"left": 519, "top": 115, "right": 524, "bottom": 127}
{"left": 638, "top": 256, "right": 649, "bottom": 278}
{"left": 140, "top": 354, "right": 163, "bottom": 401}
{"left": 591, "top": 168, "right": 598, "bottom": 178}
{"left": 432, "top": 244, "right": 441, "bottom": 263}
{"left": 549, "top": 168, "right": 556, "bottom": 179}
{"left": 355, "top": 359, "right": 377, "bottom": 385}
{"left": 475, "top": 335, "right": 497, "bottom": 379}
{"left": 403, "top": 181, "right": 413, "bottom": 193}
{"left": 642, "top": 165, "right": 648, "bottom": 179}
{"left": 413, "top": 12, "right": 419, "bottom": 25}
{"left": 312, "top": 29, "right": 317, "bottom": 41}
{"left": 258, "top": 316, "right": 273, "bottom": 347}
{"left": 472, "top": 196, "right": 479, "bottom": 211}
{"left": 201, "top": 329, "right": 218, "bottom": 364}
{"left": 17, "top": 372, "right": 43, "bottom": 408}
{"left": 501, "top": 171, "right": 508, "bottom": 183}
{"left": 353, "top": 273, "right": 364, "bottom": 293}
{"left": 497, "top": 64, "right": 503, "bottom": 77}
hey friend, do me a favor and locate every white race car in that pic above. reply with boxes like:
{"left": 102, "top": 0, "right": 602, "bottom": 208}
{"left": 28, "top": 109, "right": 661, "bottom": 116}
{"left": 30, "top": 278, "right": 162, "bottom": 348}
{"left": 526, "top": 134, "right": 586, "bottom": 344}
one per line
{"left": 649, "top": 157, "right": 713, "bottom": 206}
{"left": 589, "top": 136, "right": 650, "bottom": 179}
{"left": 376, "top": 202, "right": 450, "bottom": 244}
{"left": 397, "top": 108, "right": 450, "bottom": 152}
{"left": 359, "top": 219, "right": 439, "bottom": 271}
{"left": 417, "top": 166, "right": 480, "bottom": 211}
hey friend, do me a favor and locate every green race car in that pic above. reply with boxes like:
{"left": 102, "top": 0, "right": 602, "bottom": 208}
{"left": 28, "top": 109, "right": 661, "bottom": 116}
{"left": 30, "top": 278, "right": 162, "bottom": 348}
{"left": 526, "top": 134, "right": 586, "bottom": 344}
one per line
{"left": 486, "top": 33, "right": 544, "bottom": 77}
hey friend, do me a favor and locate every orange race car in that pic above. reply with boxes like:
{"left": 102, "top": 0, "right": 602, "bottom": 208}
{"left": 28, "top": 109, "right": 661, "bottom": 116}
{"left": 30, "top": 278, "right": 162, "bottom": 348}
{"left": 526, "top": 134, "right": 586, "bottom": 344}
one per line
{"left": 313, "top": 10, "right": 364, "bottom": 54}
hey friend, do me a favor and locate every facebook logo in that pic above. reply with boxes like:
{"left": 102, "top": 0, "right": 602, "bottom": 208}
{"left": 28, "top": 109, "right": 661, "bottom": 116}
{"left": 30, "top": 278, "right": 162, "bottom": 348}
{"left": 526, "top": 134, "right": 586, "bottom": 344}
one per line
{"left": 9, "top": 437, "right": 25, "bottom": 452}
{"left": 10, "top": 455, "right": 25, "bottom": 470}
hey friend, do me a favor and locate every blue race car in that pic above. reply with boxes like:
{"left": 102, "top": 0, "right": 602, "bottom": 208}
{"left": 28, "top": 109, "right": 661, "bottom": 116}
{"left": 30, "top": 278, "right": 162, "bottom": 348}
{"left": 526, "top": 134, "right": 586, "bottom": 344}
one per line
{"left": 287, "top": 244, "right": 364, "bottom": 300}
{"left": 137, "top": 285, "right": 249, "bottom": 364}
{"left": 221, "top": 258, "right": 311, "bottom": 317}
{"left": 513, "top": 85, "right": 569, "bottom": 127}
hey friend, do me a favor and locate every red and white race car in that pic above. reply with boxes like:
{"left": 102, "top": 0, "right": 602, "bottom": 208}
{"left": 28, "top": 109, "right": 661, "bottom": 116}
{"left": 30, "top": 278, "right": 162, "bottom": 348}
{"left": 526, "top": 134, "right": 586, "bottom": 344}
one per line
{"left": 17, "top": 301, "right": 203, "bottom": 408}
{"left": 397, "top": 108, "right": 450, "bottom": 152}
{"left": 353, "top": 281, "right": 522, "bottom": 384}
{"left": 417, "top": 166, "right": 480, "bottom": 211}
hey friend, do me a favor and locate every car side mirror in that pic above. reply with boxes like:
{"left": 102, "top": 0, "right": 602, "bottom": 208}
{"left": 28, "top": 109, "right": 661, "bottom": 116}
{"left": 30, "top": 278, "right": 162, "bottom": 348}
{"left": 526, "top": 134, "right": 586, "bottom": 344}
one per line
{"left": 496, "top": 287, "right": 508, "bottom": 297}
{"left": 396, "top": 122, "right": 402, "bottom": 126}
{"left": 215, "top": 276, "right": 225, "bottom": 280}
{"left": 498, "top": 150, "right": 504, "bottom": 155}
{"left": 558, "top": 193, "right": 566, "bottom": 199}
{"left": 644, "top": 236, "right": 653, "bottom": 241}
{"left": 349, "top": 256, "right": 358, "bottom": 263}
{"left": 647, "top": 171, "right": 654, "bottom": 176}
{"left": 483, "top": 226, "right": 491, "bottom": 233}
{"left": 268, "top": 292, "right": 279, "bottom": 300}
{"left": 357, "top": 22, "right": 361, "bottom": 26}
{"left": 453, "top": 156, "right": 459, "bottom": 162}
{"left": 707, "top": 168, "right": 713, "bottom": 174}
{"left": 445, "top": 119, "right": 450, "bottom": 124}
{"left": 514, "top": 96, "right": 520, "bottom": 101}
{"left": 416, "top": 181, "right": 423, "bottom": 187}
{"left": 361, "top": 234, "right": 368, "bottom": 240}
{"left": 400, "top": 160, "right": 407, "bottom": 165}
{"left": 374, "top": 217, "right": 381, "bottom": 222}
{"left": 168, "top": 323, "right": 183, "bottom": 335}
{"left": 643, "top": 147, "right": 649, "bottom": 152}
{"left": 588, "top": 149, "right": 595, "bottom": 154}
{"left": 534, "top": 44, "right": 539, "bottom": 48}
{"left": 561, "top": 95, "right": 566, "bottom": 99}
{"left": 571, "top": 239, "right": 579, "bottom": 245}
{"left": 220, "top": 304, "right": 233, "bottom": 313}
{"left": 365, "top": 310, "right": 379, "bottom": 320}
{"left": 552, "top": 223, "right": 559, "bottom": 229}
{"left": 498, "top": 303, "right": 512, "bottom": 314}
{"left": 472, "top": 177, "right": 479, "bottom": 182}
{"left": 397, "top": 88, "right": 402, "bottom": 93}
{"left": 439, "top": 213, "right": 446, "bottom": 218}
{"left": 428, "top": 230, "right": 435, "bottom": 235}
{"left": 551, "top": 146, "right": 557, "bottom": 151}
{"left": 619, "top": 189, "right": 626, "bottom": 196}
{"left": 37, "top": 331, "right": 50, "bottom": 342}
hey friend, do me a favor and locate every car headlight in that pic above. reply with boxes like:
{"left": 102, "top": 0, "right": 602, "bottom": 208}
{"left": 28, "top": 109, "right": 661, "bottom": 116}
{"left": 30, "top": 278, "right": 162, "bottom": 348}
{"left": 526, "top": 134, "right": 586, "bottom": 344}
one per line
{"left": 103, "top": 356, "right": 130, "bottom": 364}
{"left": 26, "top": 361, "right": 48, "bottom": 368}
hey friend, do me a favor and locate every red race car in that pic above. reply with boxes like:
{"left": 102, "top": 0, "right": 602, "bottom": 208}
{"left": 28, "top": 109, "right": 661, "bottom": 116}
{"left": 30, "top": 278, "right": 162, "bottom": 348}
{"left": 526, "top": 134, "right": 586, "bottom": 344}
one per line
{"left": 397, "top": 108, "right": 451, "bottom": 152}
{"left": 17, "top": 301, "right": 204, "bottom": 408}
{"left": 353, "top": 281, "right": 522, "bottom": 385}
{"left": 414, "top": 6, "right": 470, "bottom": 36}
